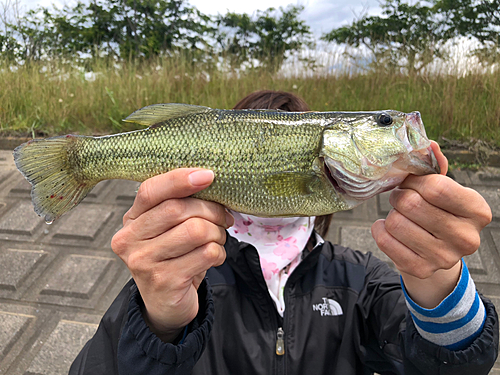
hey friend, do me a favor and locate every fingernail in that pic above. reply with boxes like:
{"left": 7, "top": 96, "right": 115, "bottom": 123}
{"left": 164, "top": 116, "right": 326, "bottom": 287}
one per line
{"left": 225, "top": 211, "right": 234, "bottom": 228}
{"left": 188, "top": 170, "right": 214, "bottom": 186}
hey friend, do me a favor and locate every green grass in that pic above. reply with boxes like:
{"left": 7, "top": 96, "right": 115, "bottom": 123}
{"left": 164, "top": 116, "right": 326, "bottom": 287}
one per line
{"left": 1, "top": 57, "right": 499, "bottom": 147}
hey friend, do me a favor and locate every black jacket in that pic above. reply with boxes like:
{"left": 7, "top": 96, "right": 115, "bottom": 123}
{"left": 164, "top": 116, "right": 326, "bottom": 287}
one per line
{"left": 70, "top": 235, "right": 499, "bottom": 375}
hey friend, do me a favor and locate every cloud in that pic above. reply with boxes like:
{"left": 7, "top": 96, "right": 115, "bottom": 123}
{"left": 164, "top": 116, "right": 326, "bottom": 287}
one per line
{"left": 301, "top": 0, "right": 383, "bottom": 35}
{"left": 20, "top": 0, "right": 384, "bottom": 37}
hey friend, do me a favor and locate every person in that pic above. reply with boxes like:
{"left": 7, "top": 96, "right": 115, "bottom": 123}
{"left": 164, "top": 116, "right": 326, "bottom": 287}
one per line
{"left": 70, "top": 90, "right": 498, "bottom": 375}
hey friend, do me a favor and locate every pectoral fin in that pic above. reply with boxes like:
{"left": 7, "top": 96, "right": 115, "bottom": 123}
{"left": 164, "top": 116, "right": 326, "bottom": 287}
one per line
{"left": 263, "top": 172, "right": 320, "bottom": 197}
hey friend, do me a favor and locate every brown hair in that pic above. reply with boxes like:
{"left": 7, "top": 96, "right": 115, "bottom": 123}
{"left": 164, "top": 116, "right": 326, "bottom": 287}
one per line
{"left": 233, "top": 90, "right": 333, "bottom": 237}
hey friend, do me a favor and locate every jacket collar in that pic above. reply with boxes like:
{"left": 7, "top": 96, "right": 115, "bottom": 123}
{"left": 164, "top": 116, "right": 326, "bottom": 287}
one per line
{"left": 224, "top": 232, "right": 332, "bottom": 293}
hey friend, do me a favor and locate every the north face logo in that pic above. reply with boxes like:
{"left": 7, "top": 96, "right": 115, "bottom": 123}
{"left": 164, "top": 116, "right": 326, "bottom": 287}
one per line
{"left": 312, "top": 298, "right": 343, "bottom": 316}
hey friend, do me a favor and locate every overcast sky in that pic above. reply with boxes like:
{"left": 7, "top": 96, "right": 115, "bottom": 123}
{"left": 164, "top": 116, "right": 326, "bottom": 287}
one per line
{"left": 19, "top": 0, "right": 383, "bottom": 35}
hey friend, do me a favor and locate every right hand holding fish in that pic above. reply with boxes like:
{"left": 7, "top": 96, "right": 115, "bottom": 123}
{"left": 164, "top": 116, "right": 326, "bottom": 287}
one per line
{"left": 111, "top": 168, "right": 233, "bottom": 342}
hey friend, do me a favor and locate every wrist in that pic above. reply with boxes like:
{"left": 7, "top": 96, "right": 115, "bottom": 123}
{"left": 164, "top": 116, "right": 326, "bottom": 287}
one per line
{"left": 141, "top": 305, "right": 185, "bottom": 343}
{"left": 401, "top": 260, "right": 462, "bottom": 309}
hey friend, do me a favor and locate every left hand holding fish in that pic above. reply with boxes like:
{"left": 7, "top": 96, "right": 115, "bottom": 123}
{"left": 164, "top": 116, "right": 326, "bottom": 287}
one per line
{"left": 371, "top": 141, "right": 492, "bottom": 308}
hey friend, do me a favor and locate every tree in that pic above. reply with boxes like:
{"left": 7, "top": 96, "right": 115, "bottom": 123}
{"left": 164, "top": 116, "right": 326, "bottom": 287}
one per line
{"left": 0, "top": 0, "right": 21, "bottom": 60}
{"left": 9, "top": 8, "right": 56, "bottom": 61}
{"left": 0, "top": 31, "right": 19, "bottom": 60}
{"left": 322, "top": 0, "right": 449, "bottom": 74}
{"left": 109, "top": 0, "right": 213, "bottom": 60}
{"left": 217, "top": 5, "right": 314, "bottom": 72}
{"left": 435, "top": 0, "right": 500, "bottom": 64}
{"left": 322, "top": 0, "right": 500, "bottom": 72}
{"left": 0, "top": 0, "right": 214, "bottom": 62}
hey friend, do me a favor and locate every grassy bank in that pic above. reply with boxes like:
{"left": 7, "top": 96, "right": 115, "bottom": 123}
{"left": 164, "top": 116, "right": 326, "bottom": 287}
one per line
{"left": 0, "top": 58, "right": 499, "bottom": 146}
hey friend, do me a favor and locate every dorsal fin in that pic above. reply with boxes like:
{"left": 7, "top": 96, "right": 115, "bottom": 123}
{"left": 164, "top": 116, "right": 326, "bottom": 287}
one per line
{"left": 123, "top": 103, "right": 213, "bottom": 126}
{"left": 235, "top": 108, "right": 286, "bottom": 113}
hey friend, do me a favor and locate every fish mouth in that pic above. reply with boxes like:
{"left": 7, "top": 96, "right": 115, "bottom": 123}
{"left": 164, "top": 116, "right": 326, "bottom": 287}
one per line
{"left": 322, "top": 157, "right": 401, "bottom": 200}
{"left": 400, "top": 146, "right": 440, "bottom": 175}
{"left": 398, "top": 111, "right": 440, "bottom": 175}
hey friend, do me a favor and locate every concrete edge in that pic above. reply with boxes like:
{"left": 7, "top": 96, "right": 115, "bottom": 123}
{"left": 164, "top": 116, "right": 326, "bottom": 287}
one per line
{"left": 1, "top": 136, "right": 499, "bottom": 168}
{"left": 442, "top": 149, "right": 500, "bottom": 167}
{"left": 0, "top": 137, "right": 32, "bottom": 151}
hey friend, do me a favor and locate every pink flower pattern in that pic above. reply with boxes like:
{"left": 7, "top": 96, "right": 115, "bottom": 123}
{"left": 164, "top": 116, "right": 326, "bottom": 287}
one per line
{"left": 260, "top": 257, "right": 279, "bottom": 281}
{"left": 232, "top": 216, "right": 253, "bottom": 234}
{"left": 227, "top": 212, "right": 316, "bottom": 314}
{"left": 273, "top": 237, "right": 300, "bottom": 260}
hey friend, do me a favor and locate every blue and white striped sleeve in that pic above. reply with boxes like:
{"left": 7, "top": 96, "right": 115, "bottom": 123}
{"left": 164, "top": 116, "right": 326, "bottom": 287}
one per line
{"left": 401, "top": 259, "right": 486, "bottom": 351}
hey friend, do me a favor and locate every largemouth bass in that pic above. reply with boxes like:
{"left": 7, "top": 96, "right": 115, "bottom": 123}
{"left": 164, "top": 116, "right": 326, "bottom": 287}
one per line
{"left": 13, "top": 104, "right": 439, "bottom": 223}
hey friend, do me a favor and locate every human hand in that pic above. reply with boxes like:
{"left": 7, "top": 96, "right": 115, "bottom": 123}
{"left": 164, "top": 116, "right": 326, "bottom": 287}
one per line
{"left": 111, "top": 168, "right": 233, "bottom": 342}
{"left": 371, "top": 142, "right": 492, "bottom": 308}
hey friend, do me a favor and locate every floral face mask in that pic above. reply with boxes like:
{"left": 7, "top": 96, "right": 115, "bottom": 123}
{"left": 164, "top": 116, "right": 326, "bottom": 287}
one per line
{"left": 227, "top": 211, "right": 315, "bottom": 316}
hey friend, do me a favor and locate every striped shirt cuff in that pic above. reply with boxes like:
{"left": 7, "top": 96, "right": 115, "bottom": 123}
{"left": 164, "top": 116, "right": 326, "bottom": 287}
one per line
{"left": 401, "top": 259, "right": 486, "bottom": 350}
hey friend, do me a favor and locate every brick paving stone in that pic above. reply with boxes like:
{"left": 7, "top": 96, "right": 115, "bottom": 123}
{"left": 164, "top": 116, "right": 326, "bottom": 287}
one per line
{"left": 0, "top": 150, "right": 16, "bottom": 170}
{"left": 491, "top": 228, "right": 500, "bottom": 250}
{"left": 0, "top": 150, "right": 10, "bottom": 164}
{"left": 0, "top": 249, "right": 46, "bottom": 291}
{"left": 467, "top": 233, "right": 500, "bottom": 285}
{"left": 86, "top": 180, "right": 112, "bottom": 199}
{"left": 463, "top": 249, "right": 485, "bottom": 275}
{"left": 473, "top": 187, "right": 500, "bottom": 220}
{"left": 8, "top": 177, "right": 31, "bottom": 196}
{"left": 0, "top": 201, "right": 43, "bottom": 237}
{"left": 377, "top": 191, "right": 392, "bottom": 215}
{"left": 41, "top": 255, "right": 113, "bottom": 299}
{"left": 447, "top": 169, "right": 473, "bottom": 185}
{"left": 0, "top": 312, "right": 34, "bottom": 358}
{"left": 0, "top": 200, "right": 7, "bottom": 215}
{"left": 113, "top": 180, "right": 141, "bottom": 203}
{"left": 51, "top": 205, "right": 114, "bottom": 241}
{"left": 25, "top": 320, "right": 97, "bottom": 375}
{"left": 0, "top": 170, "right": 13, "bottom": 187}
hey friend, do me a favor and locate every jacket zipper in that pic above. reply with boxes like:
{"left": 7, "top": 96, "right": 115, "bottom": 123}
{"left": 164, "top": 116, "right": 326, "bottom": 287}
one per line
{"left": 276, "top": 281, "right": 291, "bottom": 375}
{"left": 276, "top": 327, "right": 285, "bottom": 355}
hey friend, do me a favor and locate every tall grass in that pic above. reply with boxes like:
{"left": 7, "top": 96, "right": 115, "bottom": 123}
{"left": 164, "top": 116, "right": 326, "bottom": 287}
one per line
{"left": 0, "top": 57, "right": 499, "bottom": 146}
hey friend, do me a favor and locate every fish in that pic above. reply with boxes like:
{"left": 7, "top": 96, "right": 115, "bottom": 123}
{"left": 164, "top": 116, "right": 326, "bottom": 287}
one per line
{"left": 13, "top": 103, "right": 440, "bottom": 223}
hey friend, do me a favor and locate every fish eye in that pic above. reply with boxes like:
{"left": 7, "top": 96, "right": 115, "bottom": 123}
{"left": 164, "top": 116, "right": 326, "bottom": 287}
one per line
{"left": 377, "top": 113, "right": 393, "bottom": 127}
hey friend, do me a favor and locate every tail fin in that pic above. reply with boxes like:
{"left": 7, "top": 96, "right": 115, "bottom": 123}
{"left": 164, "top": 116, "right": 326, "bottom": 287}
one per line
{"left": 13, "top": 135, "right": 96, "bottom": 223}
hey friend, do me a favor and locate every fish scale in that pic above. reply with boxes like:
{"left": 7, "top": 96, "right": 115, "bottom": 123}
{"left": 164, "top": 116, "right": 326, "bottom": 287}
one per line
{"left": 13, "top": 104, "right": 439, "bottom": 223}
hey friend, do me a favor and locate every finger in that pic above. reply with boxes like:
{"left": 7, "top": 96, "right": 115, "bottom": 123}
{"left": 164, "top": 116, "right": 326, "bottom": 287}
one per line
{"left": 389, "top": 187, "right": 465, "bottom": 240}
{"left": 142, "top": 218, "right": 227, "bottom": 262}
{"left": 430, "top": 140, "right": 448, "bottom": 176}
{"left": 127, "top": 198, "right": 231, "bottom": 240}
{"left": 398, "top": 174, "right": 491, "bottom": 222}
{"left": 175, "top": 242, "right": 227, "bottom": 280}
{"left": 383, "top": 209, "right": 441, "bottom": 257}
{"left": 371, "top": 219, "right": 435, "bottom": 279}
{"left": 387, "top": 193, "right": 481, "bottom": 257}
{"left": 153, "top": 242, "right": 226, "bottom": 288}
{"left": 125, "top": 168, "right": 214, "bottom": 221}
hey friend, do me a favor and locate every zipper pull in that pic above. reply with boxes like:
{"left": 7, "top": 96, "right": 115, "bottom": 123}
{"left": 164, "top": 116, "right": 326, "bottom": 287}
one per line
{"left": 276, "top": 327, "right": 285, "bottom": 355}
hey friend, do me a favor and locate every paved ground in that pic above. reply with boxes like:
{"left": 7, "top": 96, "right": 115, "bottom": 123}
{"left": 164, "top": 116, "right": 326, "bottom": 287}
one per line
{"left": 0, "top": 147, "right": 499, "bottom": 374}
